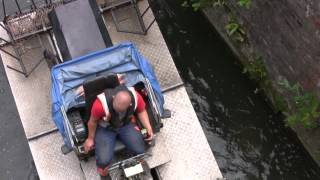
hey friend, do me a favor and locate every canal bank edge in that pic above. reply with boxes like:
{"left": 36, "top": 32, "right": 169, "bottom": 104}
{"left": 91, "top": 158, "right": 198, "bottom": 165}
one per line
{"left": 201, "top": 3, "right": 320, "bottom": 166}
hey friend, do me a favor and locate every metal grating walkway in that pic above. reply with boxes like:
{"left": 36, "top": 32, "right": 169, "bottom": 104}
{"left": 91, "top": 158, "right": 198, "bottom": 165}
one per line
{"left": 0, "top": 0, "right": 222, "bottom": 179}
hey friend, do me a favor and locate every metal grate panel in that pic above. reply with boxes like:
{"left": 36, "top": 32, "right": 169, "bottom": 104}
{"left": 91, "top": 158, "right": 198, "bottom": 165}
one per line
{"left": 0, "top": 33, "right": 56, "bottom": 138}
{"left": 29, "top": 132, "right": 85, "bottom": 180}
{"left": 158, "top": 87, "right": 223, "bottom": 179}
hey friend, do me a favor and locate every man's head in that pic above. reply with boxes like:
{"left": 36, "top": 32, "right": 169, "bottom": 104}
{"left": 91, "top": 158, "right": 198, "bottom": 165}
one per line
{"left": 112, "top": 90, "right": 132, "bottom": 113}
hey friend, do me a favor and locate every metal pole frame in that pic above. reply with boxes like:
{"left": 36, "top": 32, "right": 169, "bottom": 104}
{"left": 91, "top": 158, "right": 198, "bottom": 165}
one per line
{"left": 0, "top": 21, "right": 14, "bottom": 40}
{"left": 132, "top": 0, "right": 147, "bottom": 34}
{"left": 0, "top": 29, "right": 49, "bottom": 77}
{"left": 100, "top": 0, "right": 131, "bottom": 12}
{"left": 140, "top": 3, "right": 156, "bottom": 33}
{"left": 2, "top": 0, "right": 6, "bottom": 18}
{"left": 14, "top": 0, "right": 22, "bottom": 14}
{"left": 47, "top": 30, "right": 62, "bottom": 63}
{"left": 0, "top": 22, "right": 29, "bottom": 77}
{"left": 0, "top": 0, "right": 62, "bottom": 77}
{"left": 0, "top": 36, "right": 11, "bottom": 46}
{"left": 31, "top": 0, "right": 37, "bottom": 9}
{"left": 5, "top": 34, "right": 48, "bottom": 77}
{"left": 0, "top": 46, "right": 19, "bottom": 60}
{"left": 107, "top": 0, "right": 155, "bottom": 35}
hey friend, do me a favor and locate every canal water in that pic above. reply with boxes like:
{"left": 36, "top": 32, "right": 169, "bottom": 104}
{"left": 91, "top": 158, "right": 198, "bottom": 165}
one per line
{"left": 149, "top": 0, "right": 320, "bottom": 179}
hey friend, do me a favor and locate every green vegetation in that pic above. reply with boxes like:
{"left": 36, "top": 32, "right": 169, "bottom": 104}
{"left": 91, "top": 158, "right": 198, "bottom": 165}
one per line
{"left": 212, "top": 0, "right": 226, "bottom": 7}
{"left": 225, "top": 19, "right": 246, "bottom": 42}
{"left": 181, "top": 0, "right": 222, "bottom": 11}
{"left": 238, "top": 0, "right": 251, "bottom": 9}
{"left": 272, "top": 91, "right": 287, "bottom": 112}
{"left": 242, "top": 56, "right": 267, "bottom": 82}
{"left": 182, "top": 0, "right": 251, "bottom": 10}
{"left": 279, "top": 79, "right": 320, "bottom": 128}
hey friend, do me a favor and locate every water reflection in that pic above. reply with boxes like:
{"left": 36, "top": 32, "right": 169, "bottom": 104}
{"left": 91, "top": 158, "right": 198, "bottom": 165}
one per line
{"left": 150, "top": 0, "right": 320, "bottom": 179}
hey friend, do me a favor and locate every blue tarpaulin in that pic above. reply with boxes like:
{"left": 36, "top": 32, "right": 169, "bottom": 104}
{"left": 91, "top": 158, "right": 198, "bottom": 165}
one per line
{"left": 51, "top": 42, "right": 164, "bottom": 147}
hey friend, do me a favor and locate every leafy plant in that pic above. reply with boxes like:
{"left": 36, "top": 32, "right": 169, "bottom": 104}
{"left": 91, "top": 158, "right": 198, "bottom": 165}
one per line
{"left": 191, "top": 2, "right": 202, "bottom": 11}
{"left": 182, "top": 0, "right": 251, "bottom": 10}
{"left": 182, "top": 0, "right": 226, "bottom": 11}
{"left": 272, "top": 92, "right": 287, "bottom": 112}
{"left": 212, "top": 0, "right": 226, "bottom": 7}
{"left": 181, "top": 1, "right": 189, "bottom": 7}
{"left": 225, "top": 20, "right": 246, "bottom": 42}
{"left": 243, "top": 56, "right": 268, "bottom": 81}
{"left": 238, "top": 0, "right": 251, "bottom": 9}
{"left": 279, "top": 79, "right": 320, "bottom": 128}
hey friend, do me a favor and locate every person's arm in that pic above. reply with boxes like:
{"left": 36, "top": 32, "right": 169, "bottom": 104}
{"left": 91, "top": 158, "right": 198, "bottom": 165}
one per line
{"left": 87, "top": 115, "right": 98, "bottom": 140}
{"left": 135, "top": 91, "right": 153, "bottom": 141}
{"left": 137, "top": 109, "right": 153, "bottom": 141}
{"left": 84, "top": 115, "right": 98, "bottom": 153}
{"left": 84, "top": 98, "right": 106, "bottom": 153}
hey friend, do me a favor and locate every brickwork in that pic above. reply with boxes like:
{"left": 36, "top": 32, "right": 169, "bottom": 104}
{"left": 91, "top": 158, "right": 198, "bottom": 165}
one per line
{"left": 203, "top": 0, "right": 320, "bottom": 166}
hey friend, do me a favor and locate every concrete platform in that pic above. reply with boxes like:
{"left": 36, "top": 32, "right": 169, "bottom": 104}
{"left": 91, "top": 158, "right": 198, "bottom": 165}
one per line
{"left": 0, "top": 0, "right": 223, "bottom": 179}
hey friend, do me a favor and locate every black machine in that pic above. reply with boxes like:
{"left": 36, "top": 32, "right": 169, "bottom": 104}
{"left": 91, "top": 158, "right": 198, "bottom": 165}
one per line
{"left": 67, "top": 110, "right": 87, "bottom": 143}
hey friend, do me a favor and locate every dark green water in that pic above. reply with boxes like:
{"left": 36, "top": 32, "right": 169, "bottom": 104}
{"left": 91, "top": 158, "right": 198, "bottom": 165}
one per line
{"left": 149, "top": 0, "right": 320, "bottom": 179}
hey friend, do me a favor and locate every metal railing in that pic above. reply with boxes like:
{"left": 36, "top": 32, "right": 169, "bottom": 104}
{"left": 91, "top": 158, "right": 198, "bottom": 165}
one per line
{"left": 99, "top": 0, "right": 155, "bottom": 35}
{"left": 1, "top": 0, "right": 66, "bottom": 19}
{"left": 0, "top": 0, "right": 66, "bottom": 77}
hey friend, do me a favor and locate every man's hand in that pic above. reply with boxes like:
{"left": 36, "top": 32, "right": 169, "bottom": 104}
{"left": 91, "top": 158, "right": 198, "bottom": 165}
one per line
{"left": 137, "top": 109, "right": 153, "bottom": 143}
{"left": 84, "top": 138, "right": 94, "bottom": 153}
{"left": 85, "top": 116, "right": 98, "bottom": 153}
{"left": 117, "top": 74, "right": 125, "bottom": 84}
{"left": 145, "top": 127, "right": 154, "bottom": 142}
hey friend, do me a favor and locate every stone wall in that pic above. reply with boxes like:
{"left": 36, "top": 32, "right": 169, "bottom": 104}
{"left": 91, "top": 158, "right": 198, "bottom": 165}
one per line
{"left": 202, "top": 0, "right": 320, "bottom": 165}
{"left": 230, "top": 0, "right": 320, "bottom": 92}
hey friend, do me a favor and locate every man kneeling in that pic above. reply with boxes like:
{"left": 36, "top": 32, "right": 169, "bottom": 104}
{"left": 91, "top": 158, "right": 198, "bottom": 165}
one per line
{"left": 83, "top": 85, "right": 153, "bottom": 179}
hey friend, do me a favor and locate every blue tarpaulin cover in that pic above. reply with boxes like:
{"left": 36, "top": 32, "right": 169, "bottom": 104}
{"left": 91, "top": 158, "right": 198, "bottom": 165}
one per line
{"left": 51, "top": 42, "right": 164, "bottom": 147}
